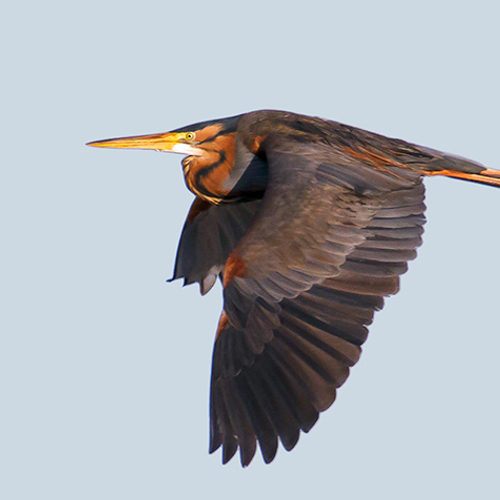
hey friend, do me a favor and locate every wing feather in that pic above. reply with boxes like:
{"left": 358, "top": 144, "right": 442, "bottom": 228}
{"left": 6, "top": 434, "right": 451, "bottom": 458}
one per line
{"left": 170, "top": 198, "right": 261, "bottom": 293}
{"left": 208, "top": 134, "right": 426, "bottom": 465}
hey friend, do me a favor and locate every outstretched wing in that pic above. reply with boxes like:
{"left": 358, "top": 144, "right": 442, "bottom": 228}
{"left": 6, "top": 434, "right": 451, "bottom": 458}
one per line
{"left": 170, "top": 197, "right": 262, "bottom": 294}
{"left": 209, "top": 135, "right": 426, "bottom": 466}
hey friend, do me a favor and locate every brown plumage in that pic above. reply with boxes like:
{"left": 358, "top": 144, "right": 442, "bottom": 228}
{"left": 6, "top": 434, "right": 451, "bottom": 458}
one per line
{"left": 87, "top": 110, "right": 500, "bottom": 466}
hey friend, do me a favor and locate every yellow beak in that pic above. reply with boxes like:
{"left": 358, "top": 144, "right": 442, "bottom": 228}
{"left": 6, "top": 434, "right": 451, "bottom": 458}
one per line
{"left": 86, "top": 132, "right": 195, "bottom": 154}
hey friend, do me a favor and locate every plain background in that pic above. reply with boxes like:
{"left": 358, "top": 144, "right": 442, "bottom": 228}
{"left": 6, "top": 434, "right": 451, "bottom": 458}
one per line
{"left": 2, "top": 1, "right": 499, "bottom": 499}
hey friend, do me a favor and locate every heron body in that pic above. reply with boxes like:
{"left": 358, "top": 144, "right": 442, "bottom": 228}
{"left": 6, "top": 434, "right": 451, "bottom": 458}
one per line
{"left": 88, "top": 110, "right": 500, "bottom": 466}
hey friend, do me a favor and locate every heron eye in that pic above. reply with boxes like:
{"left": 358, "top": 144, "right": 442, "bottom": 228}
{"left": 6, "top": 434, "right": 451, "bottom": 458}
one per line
{"left": 185, "top": 132, "right": 195, "bottom": 141}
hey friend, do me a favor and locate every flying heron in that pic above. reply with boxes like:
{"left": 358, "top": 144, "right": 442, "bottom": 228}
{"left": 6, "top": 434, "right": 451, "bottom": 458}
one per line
{"left": 88, "top": 110, "right": 500, "bottom": 466}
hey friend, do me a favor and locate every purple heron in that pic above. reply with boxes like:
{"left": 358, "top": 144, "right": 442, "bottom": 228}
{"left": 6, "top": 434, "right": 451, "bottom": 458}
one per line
{"left": 88, "top": 110, "right": 500, "bottom": 466}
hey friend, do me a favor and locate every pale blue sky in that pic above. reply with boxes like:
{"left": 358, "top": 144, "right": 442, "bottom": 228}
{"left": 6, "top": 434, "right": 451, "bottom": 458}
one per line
{"left": 2, "top": 1, "right": 499, "bottom": 499}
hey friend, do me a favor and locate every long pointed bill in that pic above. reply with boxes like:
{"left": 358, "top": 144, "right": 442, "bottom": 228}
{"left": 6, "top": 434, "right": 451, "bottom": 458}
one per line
{"left": 86, "top": 132, "right": 200, "bottom": 155}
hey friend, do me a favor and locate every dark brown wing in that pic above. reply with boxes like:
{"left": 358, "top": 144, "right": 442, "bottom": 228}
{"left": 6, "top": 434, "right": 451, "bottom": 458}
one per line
{"left": 170, "top": 197, "right": 261, "bottom": 294}
{"left": 209, "top": 136, "right": 426, "bottom": 466}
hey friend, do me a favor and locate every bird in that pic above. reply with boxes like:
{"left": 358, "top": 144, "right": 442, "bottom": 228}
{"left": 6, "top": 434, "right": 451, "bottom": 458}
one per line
{"left": 87, "top": 110, "right": 500, "bottom": 467}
